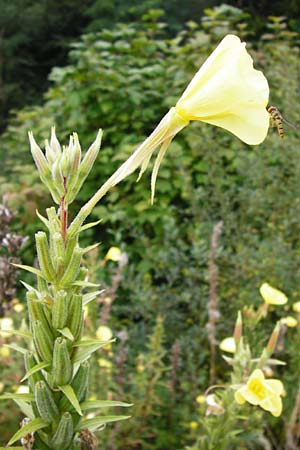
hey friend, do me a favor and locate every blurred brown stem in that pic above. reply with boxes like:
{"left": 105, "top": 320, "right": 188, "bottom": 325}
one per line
{"left": 207, "top": 221, "right": 223, "bottom": 385}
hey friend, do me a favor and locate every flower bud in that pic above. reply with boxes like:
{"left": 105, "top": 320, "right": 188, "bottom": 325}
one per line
{"left": 35, "top": 380, "right": 59, "bottom": 423}
{"left": 50, "top": 412, "right": 74, "bottom": 450}
{"left": 35, "top": 231, "right": 56, "bottom": 282}
{"left": 52, "top": 337, "right": 73, "bottom": 387}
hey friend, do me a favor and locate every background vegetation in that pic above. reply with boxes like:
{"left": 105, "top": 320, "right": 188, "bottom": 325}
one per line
{"left": 0, "top": 2, "right": 300, "bottom": 449}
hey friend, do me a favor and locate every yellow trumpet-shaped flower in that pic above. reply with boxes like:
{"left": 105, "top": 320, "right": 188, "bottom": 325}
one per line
{"left": 234, "top": 369, "right": 284, "bottom": 417}
{"left": 107, "top": 34, "right": 269, "bottom": 202}
{"left": 260, "top": 283, "right": 288, "bottom": 305}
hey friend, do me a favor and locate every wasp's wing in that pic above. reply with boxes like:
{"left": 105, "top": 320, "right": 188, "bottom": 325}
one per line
{"left": 282, "top": 116, "right": 298, "bottom": 131}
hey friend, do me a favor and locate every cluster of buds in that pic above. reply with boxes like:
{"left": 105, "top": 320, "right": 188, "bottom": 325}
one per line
{"left": 0, "top": 131, "right": 131, "bottom": 449}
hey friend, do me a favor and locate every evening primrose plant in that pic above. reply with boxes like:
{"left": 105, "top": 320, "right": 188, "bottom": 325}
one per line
{"left": 0, "top": 33, "right": 270, "bottom": 448}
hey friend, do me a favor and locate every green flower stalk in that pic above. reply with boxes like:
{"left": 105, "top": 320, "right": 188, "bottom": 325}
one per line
{"left": 0, "top": 129, "right": 131, "bottom": 449}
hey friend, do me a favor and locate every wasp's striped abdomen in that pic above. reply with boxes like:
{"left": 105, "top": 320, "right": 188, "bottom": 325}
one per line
{"left": 268, "top": 105, "right": 284, "bottom": 138}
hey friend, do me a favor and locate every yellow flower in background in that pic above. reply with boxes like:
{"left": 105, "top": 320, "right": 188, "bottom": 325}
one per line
{"left": 13, "top": 303, "right": 24, "bottom": 313}
{"left": 0, "top": 317, "right": 14, "bottom": 338}
{"left": 106, "top": 34, "right": 269, "bottom": 202}
{"left": 96, "top": 325, "right": 113, "bottom": 342}
{"left": 0, "top": 347, "right": 10, "bottom": 357}
{"left": 292, "top": 302, "right": 300, "bottom": 313}
{"left": 259, "top": 283, "right": 288, "bottom": 305}
{"left": 97, "top": 358, "right": 112, "bottom": 370}
{"left": 219, "top": 337, "right": 236, "bottom": 353}
{"left": 15, "top": 385, "right": 29, "bottom": 394}
{"left": 189, "top": 421, "right": 198, "bottom": 430}
{"left": 196, "top": 395, "right": 206, "bottom": 405}
{"left": 281, "top": 316, "right": 298, "bottom": 328}
{"left": 234, "top": 369, "right": 284, "bottom": 417}
{"left": 105, "top": 246, "right": 122, "bottom": 262}
{"left": 0, "top": 382, "right": 4, "bottom": 393}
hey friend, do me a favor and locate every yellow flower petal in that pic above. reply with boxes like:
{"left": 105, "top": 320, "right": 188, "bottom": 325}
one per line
{"left": 105, "top": 246, "right": 122, "bottom": 262}
{"left": 175, "top": 35, "right": 269, "bottom": 145}
{"left": 219, "top": 337, "right": 236, "bottom": 353}
{"left": 259, "top": 283, "right": 288, "bottom": 305}
{"left": 292, "top": 302, "right": 300, "bottom": 313}
{"left": 234, "top": 389, "right": 246, "bottom": 405}
{"left": 96, "top": 325, "right": 113, "bottom": 342}
{"left": 265, "top": 379, "right": 284, "bottom": 396}
{"left": 281, "top": 316, "right": 298, "bottom": 328}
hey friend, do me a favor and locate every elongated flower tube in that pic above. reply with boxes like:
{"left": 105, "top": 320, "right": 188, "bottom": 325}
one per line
{"left": 69, "top": 34, "right": 269, "bottom": 224}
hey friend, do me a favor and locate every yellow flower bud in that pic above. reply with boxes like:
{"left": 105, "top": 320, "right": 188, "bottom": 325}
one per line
{"left": 281, "top": 316, "right": 298, "bottom": 328}
{"left": 292, "top": 302, "right": 300, "bottom": 313}
{"left": 219, "top": 337, "right": 236, "bottom": 353}
{"left": 96, "top": 325, "right": 113, "bottom": 342}
{"left": 189, "top": 421, "right": 198, "bottom": 430}
{"left": 105, "top": 247, "right": 122, "bottom": 262}
{"left": 259, "top": 283, "right": 288, "bottom": 305}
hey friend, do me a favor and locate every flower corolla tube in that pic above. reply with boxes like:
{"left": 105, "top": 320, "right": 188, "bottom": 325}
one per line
{"left": 234, "top": 369, "right": 284, "bottom": 417}
{"left": 108, "top": 34, "right": 270, "bottom": 202}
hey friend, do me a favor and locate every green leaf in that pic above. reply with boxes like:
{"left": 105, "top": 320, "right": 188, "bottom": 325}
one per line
{"left": 77, "top": 415, "right": 131, "bottom": 432}
{"left": 81, "top": 400, "right": 133, "bottom": 410}
{"left": 0, "top": 393, "right": 35, "bottom": 402}
{"left": 57, "top": 327, "right": 74, "bottom": 341}
{"left": 8, "top": 417, "right": 48, "bottom": 446}
{"left": 0, "top": 329, "right": 31, "bottom": 339}
{"left": 81, "top": 242, "right": 100, "bottom": 255}
{"left": 36, "top": 209, "right": 50, "bottom": 229}
{"left": 58, "top": 384, "right": 83, "bottom": 416}
{"left": 82, "top": 290, "right": 104, "bottom": 306}
{"left": 0, "top": 447, "right": 25, "bottom": 449}
{"left": 72, "top": 280, "right": 100, "bottom": 288}
{"left": 20, "top": 280, "right": 37, "bottom": 292}
{"left": 79, "top": 219, "right": 102, "bottom": 232}
{"left": 4, "top": 344, "right": 28, "bottom": 354}
{"left": 12, "top": 263, "right": 45, "bottom": 279}
{"left": 14, "top": 399, "right": 35, "bottom": 420}
{"left": 21, "top": 361, "right": 50, "bottom": 382}
{"left": 72, "top": 339, "right": 115, "bottom": 364}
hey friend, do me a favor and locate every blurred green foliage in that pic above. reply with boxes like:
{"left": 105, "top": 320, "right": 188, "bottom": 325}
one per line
{"left": 1, "top": 4, "right": 300, "bottom": 449}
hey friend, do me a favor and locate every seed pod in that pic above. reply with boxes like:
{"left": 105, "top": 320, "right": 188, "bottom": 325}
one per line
{"left": 53, "top": 232, "right": 65, "bottom": 260}
{"left": 27, "top": 292, "right": 53, "bottom": 338}
{"left": 60, "top": 247, "right": 82, "bottom": 285}
{"left": 60, "top": 360, "right": 89, "bottom": 411}
{"left": 52, "top": 290, "right": 69, "bottom": 329}
{"left": 35, "top": 380, "right": 59, "bottom": 423}
{"left": 37, "top": 275, "right": 49, "bottom": 295}
{"left": 51, "top": 156, "right": 65, "bottom": 197}
{"left": 64, "top": 235, "right": 78, "bottom": 266}
{"left": 52, "top": 337, "right": 73, "bottom": 387}
{"left": 33, "top": 320, "right": 54, "bottom": 363}
{"left": 50, "top": 412, "right": 74, "bottom": 450}
{"left": 35, "top": 231, "right": 56, "bottom": 282}
{"left": 68, "top": 295, "right": 83, "bottom": 341}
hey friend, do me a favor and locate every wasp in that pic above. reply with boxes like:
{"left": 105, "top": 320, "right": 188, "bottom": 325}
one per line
{"left": 268, "top": 105, "right": 297, "bottom": 138}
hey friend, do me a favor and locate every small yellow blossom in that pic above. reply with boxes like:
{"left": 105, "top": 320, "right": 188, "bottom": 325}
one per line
{"left": 196, "top": 395, "right": 206, "bottom": 405}
{"left": 281, "top": 316, "right": 298, "bottom": 328}
{"left": 234, "top": 369, "right": 284, "bottom": 417}
{"left": 105, "top": 247, "right": 122, "bottom": 262}
{"left": 259, "top": 283, "right": 288, "bottom": 306}
{"left": 13, "top": 303, "right": 24, "bottom": 313}
{"left": 97, "top": 358, "right": 112, "bottom": 370}
{"left": 0, "top": 382, "right": 4, "bottom": 393}
{"left": 0, "top": 347, "right": 10, "bottom": 357}
{"left": 96, "top": 325, "right": 113, "bottom": 342}
{"left": 137, "top": 364, "right": 145, "bottom": 373}
{"left": 189, "top": 421, "right": 198, "bottom": 430}
{"left": 105, "top": 34, "right": 269, "bottom": 202}
{"left": 0, "top": 317, "right": 14, "bottom": 338}
{"left": 292, "top": 302, "right": 300, "bottom": 313}
{"left": 219, "top": 337, "right": 236, "bottom": 353}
